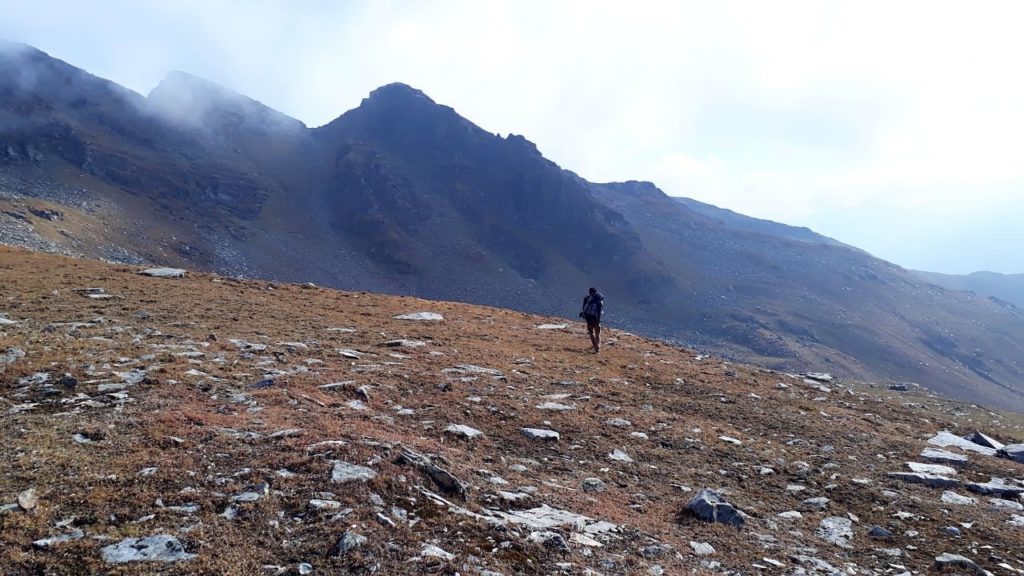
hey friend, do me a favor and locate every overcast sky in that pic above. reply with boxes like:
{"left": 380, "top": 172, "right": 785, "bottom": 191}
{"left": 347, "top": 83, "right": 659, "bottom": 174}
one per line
{"left": 2, "top": 0, "right": 1022, "bottom": 274}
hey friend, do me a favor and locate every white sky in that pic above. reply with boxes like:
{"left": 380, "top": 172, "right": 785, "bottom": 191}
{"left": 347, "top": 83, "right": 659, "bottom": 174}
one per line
{"left": 2, "top": 0, "right": 1023, "bottom": 274}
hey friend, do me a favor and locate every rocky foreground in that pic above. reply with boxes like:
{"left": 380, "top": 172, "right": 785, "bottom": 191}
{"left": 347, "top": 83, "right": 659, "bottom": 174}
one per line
{"left": 1, "top": 246, "right": 1023, "bottom": 575}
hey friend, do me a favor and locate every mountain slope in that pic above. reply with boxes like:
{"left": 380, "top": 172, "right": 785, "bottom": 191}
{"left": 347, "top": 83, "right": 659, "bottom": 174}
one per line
{"left": 3, "top": 42, "right": 1024, "bottom": 410}
{"left": 916, "top": 270, "right": 1024, "bottom": 310}
{"left": 2, "top": 247, "right": 1024, "bottom": 575}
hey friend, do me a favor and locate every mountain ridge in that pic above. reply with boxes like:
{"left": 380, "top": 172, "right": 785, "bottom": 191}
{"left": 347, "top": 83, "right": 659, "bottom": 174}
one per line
{"left": 3, "top": 42, "right": 1024, "bottom": 410}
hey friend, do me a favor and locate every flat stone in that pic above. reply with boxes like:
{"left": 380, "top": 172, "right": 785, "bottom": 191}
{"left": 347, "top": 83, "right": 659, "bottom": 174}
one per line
{"left": 383, "top": 339, "right": 426, "bottom": 348}
{"left": 719, "top": 436, "right": 742, "bottom": 445}
{"left": 802, "top": 497, "right": 830, "bottom": 511}
{"left": 421, "top": 544, "right": 456, "bottom": 560}
{"left": 444, "top": 424, "right": 484, "bottom": 439}
{"left": 138, "top": 268, "right": 186, "bottom": 278}
{"left": 778, "top": 510, "right": 803, "bottom": 519}
{"left": 606, "top": 418, "right": 632, "bottom": 427}
{"left": 965, "top": 478, "right": 1024, "bottom": 498}
{"left": 309, "top": 499, "right": 342, "bottom": 510}
{"left": 941, "top": 490, "right": 977, "bottom": 505}
{"left": 989, "top": 497, "right": 1023, "bottom": 511}
{"left": 1009, "top": 515, "right": 1024, "bottom": 527}
{"left": 582, "top": 478, "right": 606, "bottom": 493}
{"left": 536, "top": 324, "right": 567, "bottom": 330}
{"left": 928, "top": 431, "right": 997, "bottom": 456}
{"left": 907, "top": 462, "right": 958, "bottom": 476}
{"left": 685, "top": 489, "right": 746, "bottom": 527}
{"left": 816, "top": 516, "right": 853, "bottom": 548}
{"left": 101, "top": 535, "right": 196, "bottom": 563}
{"left": 921, "top": 447, "right": 969, "bottom": 465}
{"left": 536, "top": 402, "right": 574, "bottom": 411}
{"left": 521, "top": 428, "right": 559, "bottom": 441}
{"left": 331, "top": 461, "right": 377, "bottom": 484}
{"left": 393, "top": 312, "right": 444, "bottom": 321}
{"left": 452, "top": 364, "right": 503, "bottom": 377}
{"left": 489, "top": 504, "right": 617, "bottom": 534}
{"left": 887, "top": 472, "right": 959, "bottom": 488}
{"left": 804, "top": 372, "right": 834, "bottom": 382}
{"left": 33, "top": 529, "right": 84, "bottom": 549}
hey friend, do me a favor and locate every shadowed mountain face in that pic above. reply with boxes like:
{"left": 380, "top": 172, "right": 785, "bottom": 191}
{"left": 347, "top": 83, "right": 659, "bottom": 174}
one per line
{"left": 3, "top": 42, "right": 1024, "bottom": 410}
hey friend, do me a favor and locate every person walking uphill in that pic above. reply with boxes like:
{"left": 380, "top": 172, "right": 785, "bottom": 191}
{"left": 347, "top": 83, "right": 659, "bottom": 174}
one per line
{"left": 579, "top": 287, "right": 605, "bottom": 353}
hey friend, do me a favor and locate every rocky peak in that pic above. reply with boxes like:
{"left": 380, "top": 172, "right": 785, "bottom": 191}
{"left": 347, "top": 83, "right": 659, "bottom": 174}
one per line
{"left": 147, "top": 71, "right": 304, "bottom": 134}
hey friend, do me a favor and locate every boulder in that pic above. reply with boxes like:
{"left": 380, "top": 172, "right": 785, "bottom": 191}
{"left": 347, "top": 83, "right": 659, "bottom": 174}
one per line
{"left": 398, "top": 448, "right": 468, "bottom": 499}
{"left": 101, "top": 535, "right": 196, "bottom": 563}
{"left": 684, "top": 489, "right": 746, "bottom": 527}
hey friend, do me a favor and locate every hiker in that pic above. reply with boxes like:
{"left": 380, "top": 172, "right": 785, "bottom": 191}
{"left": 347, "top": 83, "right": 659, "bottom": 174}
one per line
{"left": 579, "top": 287, "right": 604, "bottom": 352}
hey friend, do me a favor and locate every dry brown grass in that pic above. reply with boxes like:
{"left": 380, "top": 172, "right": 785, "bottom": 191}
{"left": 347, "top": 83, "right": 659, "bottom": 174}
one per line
{"left": 2, "top": 246, "right": 1024, "bottom": 575}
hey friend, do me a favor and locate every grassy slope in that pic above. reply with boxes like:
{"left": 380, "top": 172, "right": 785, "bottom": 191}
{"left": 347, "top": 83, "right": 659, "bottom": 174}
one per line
{"left": 2, "top": 246, "right": 1024, "bottom": 575}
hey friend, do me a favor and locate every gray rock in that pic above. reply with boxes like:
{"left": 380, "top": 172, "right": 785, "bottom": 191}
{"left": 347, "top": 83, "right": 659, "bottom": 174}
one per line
{"left": 945, "top": 526, "right": 962, "bottom": 537}
{"left": 887, "top": 472, "right": 959, "bottom": 488}
{"left": 398, "top": 448, "right": 467, "bottom": 498}
{"left": 581, "top": 478, "right": 607, "bottom": 493}
{"left": 928, "top": 431, "right": 997, "bottom": 456}
{"left": 921, "top": 447, "right": 969, "bottom": 466}
{"left": 521, "top": 428, "right": 559, "bottom": 441}
{"left": 232, "top": 482, "right": 269, "bottom": 503}
{"left": 138, "top": 268, "right": 186, "bottom": 278}
{"left": 101, "top": 535, "right": 196, "bottom": 563}
{"left": 868, "top": 525, "right": 892, "bottom": 540}
{"left": 1, "top": 347, "right": 25, "bottom": 364}
{"left": 330, "top": 461, "right": 377, "bottom": 484}
{"left": 816, "top": 516, "right": 853, "bottom": 548}
{"left": 33, "top": 529, "right": 84, "bottom": 549}
{"left": 988, "top": 497, "right": 1023, "bottom": 511}
{"left": 685, "top": 489, "right": 746, "bottom": 527}
{"left": 17, "top": 488, "right": 38, "bottom": 511}
{"left": 689, "top": 541, "right": 715, "bottom": 556}
{"left": 963, "top": 431, "right": 1004, "bottom": 450}
{"left": 941, "top": 490, "right": 977, "bottom": 505}
{"left": 802, "top": 497, "right": 830, "bottom": 511}
{"left": 999, "top": 443, "right": 1024, "bottom": 464}
{"left": 393, "top": 312, "right": 444, "bottom": 321}
{"left": 383, "top": 339, "right": 426, "bottom": 348}
{"left": 298, "top": 563, "right": 313, "bottom": 575}
{"left": 933, "top": 553, "right": 990, "bottom": 576}
{"left": 605, "top": 418, "right": 632, "bottom": 427}
{"left": 1009, "top": 515, "right": 1024, "bottom": 527}
{"left": 965, "top": 478, "right": 1024, "bottom": 498}
{"left": 907, "top": 462, "right": 958, "bottom": 476}
{"left": 536, "top": 402, "right": 574, "bottom": 411}
{"left": 529, "top": 531, "right": 569, "bottom": 552}
{"left": 444, "top": 424, "right": 484, "bottom": 439}
{"left": 607, "top": 449, "right": 634, "bottom": 463}
{"left": 332, "top": 530, "right": 367, "bottom": 556}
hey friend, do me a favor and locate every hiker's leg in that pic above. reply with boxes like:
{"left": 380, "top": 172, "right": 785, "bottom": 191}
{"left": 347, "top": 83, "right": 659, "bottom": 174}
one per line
{"left": 594, "top": 324, "right": 601, "bottom": 351}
